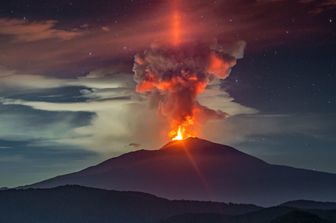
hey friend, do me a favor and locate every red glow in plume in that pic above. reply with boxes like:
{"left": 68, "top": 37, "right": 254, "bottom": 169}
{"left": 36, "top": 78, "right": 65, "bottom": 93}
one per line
{"left": 171, "top": 0, "right": 182, "bottom": 46}
{"left": 133, "top": 1, "right": 245, "bottom": 141}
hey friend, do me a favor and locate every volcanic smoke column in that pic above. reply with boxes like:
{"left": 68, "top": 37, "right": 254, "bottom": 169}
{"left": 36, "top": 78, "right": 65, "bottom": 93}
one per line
{"left": 133, "top": 41, "right": 245, "bottom": 140}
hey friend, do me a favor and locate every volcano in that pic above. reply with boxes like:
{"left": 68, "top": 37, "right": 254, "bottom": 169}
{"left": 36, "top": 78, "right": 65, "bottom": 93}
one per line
{"left": 27, "top": 138, "right": 336, "bottom": 206}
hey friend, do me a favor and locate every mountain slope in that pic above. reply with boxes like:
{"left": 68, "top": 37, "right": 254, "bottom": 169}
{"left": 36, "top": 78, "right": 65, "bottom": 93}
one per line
{"left": 270, "top": 210, "right": 331, "bottom": 223}
{"left": 27, "top": 138, "right": 336, "bottom": 206}
{"left": 162, "top": 208, "right": 336, "bottom": 223}
{"left": 0, "top": 185, "right": 260, "bottom": 223}
{"left": 281, "top": 200, "right": 336, "bottom": 210}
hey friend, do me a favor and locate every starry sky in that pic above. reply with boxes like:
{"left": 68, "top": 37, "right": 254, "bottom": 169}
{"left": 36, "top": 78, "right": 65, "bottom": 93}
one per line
{"left": 0, "top": 0, "right": 335, "bottom": 187}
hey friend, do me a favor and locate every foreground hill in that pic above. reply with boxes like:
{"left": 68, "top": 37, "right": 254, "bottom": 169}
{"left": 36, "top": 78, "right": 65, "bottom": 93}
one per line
{"left": 281, "top": 200, "right": 336, "bottom": 210}
{"left": 0, "top": 185, "right": 259, "bottom": 223}
{"left": 1, "top": 186, "right": 335, "bottom": 223}
{"left": 27, "top": 138, "right": 336, "bottom": 206}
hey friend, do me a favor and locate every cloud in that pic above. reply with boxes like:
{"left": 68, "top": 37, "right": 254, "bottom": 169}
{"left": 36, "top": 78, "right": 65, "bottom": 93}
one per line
{"left": 2, "top": 66, "right": 332, "bottom": 164}
{"left": 0, "top": 18, "right": 82, "bottom": 42}
{"left": 0, "top": 97, "right": 131, "bottom": 112}
{"left": 204, "top": 113, "right": 336, "bottom": 147}
{"left": 199, "top": 81, "right": 258, "bottom": 116}
{"left": 258, "top": 0, "right": 336, "bottom": 14}
{"left": 0, "top": 1, "right": 332, "bottom": 75}
{"left": 203, "top": 113, "right": 336, "bottom": 174}
{"left": 0, "top": 139, "right": 98, "bottom": 187}
{"left": 1, "top": 67, "right": 335, "bottom": 176}
{"left": 0, "top": 66, "right": 67, "bottom": 90}
{"left": 0, "top": 66, "right": 134, "bottom": 93}
{"left": 300, "top": 0, "right": 336, "bottom": 14}
{"left": 0, "top": 103, "right": 91, "bottom": 143}
{"left": 0, "top": 66, "right": 258, "bottom": 154}
{"left": 0, "top": 66, "right": 137, "bottom": 154}
{"left": 1, "top": 87, "right": 256, "bottom": 153}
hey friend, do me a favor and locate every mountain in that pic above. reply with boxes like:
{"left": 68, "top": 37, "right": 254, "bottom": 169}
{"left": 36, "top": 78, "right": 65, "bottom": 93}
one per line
{"left": 2, "top": 185, "right": 336, "bottom": 223}
{"left": 269, "top": 210, "right": 331, "bottom": 223}
{"left": 27, "top": 138, "right": 336, "bottom": 206}
{"left": 162, "top": 208, "right": 336, "bottom": 223}
{"left": 0, "top": 185, "right": 260, "bottom": 223}
{"left": 281, "top": 200, "right": 336, "bottom": 210}
{"left": 162, "top": 213, "right": 230, "bottom": 223}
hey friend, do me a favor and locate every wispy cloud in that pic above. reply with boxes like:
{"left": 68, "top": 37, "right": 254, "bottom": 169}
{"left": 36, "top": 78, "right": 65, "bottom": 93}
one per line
{"left": 0, "top": 66, "right": 259, "bottom": 154}
{"left": 299, "top": 0, "right": 336, "bottom": 14}
{"left": 0, "top": 66, "right": 134, "bottom": 91}
{"left": 0, "top": 18, "right": 82, "bottom": 42}
{"left": 3, "top": 64, "right": 333, "bottom": 157}
{"left": 0, "top": 0, "right": 333, "bottom": 75}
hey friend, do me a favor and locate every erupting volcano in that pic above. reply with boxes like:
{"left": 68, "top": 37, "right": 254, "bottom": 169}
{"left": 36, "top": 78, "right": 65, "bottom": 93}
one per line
{"left": 28, "top": 138, "right": 336, "bottom": 206}
{"left": 133, "top": 2, "right": 245, "bottom": 141}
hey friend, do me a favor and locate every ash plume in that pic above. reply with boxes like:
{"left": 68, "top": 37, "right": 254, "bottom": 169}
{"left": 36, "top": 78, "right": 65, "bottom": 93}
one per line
{"left": 133, "top": 41, "right": 246, "bottom": 137}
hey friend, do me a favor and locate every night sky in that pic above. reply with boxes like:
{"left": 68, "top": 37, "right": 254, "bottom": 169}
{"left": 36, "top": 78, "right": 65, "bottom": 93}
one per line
{"left": 0, "top": 0, "right": 335, "bottom": 187}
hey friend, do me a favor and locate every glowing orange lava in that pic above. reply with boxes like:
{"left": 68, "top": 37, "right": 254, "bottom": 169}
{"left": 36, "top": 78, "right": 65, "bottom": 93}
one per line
{"left": 171, "top": 125, "right": 184, "bottom": 141}
{"left": 169, "top": 116, "right": 195, "bottom": 141}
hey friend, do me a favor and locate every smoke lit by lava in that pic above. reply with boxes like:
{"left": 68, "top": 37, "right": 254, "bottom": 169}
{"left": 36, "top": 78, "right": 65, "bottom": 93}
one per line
{"left": 133, "top": 3, "right": 245, "bottom": 141}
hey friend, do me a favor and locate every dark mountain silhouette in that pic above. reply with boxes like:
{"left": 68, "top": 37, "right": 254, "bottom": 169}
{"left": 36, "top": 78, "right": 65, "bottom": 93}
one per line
{"left": 26, "top": 138, "right": 336, "bottom": 206}
{"left": 228, "top": 207, "right": 336, "bottom": 223}
{"left": 0, "top": 185, "right": 260, "bottom": 223}
{"left": 1, "top": 185, "right": 336, "bottom": 223}
{"left": 162, "top": 208, "right": 336, "bottom": 223}
{"left": 281, "top": 200, "right": 336, "bottom": 210}
{"left": 162, "top": 213, "right": 230, "bottom": 223}
{"left": 270, "top": 210, "right": 331, "bottom": 223}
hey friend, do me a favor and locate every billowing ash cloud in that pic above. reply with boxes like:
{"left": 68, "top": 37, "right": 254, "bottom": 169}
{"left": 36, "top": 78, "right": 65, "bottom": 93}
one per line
{"left": 133, "top": 40, "right": 246, "bottom": 138}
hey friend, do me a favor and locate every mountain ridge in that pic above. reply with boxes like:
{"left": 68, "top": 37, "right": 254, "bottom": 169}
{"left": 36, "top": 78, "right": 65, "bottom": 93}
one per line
{"left": 0, "top": 185, "right": 261, "bottom": 223}
{"left": 25, "top": 138, "right": 336, "bottom": 206}
{"left": 2, "top": 185, "right": 336, "bottom": 223}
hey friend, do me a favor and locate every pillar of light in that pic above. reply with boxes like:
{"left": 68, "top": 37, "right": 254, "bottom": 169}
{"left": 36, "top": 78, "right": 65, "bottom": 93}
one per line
{"left": 172, "top": 11, "right": 181, "bottom": 46}
{"left": 171, "top": 0, "right": 181, "bottom": 46}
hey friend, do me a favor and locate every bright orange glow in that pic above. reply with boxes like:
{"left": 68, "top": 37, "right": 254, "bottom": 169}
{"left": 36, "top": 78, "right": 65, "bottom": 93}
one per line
{"left": 208, "top": 53, "right": 237, "bottom": 78}
{"left": 170, "top": 0, "right": 182, "bottom": 46}
{"left": 172, "top": 11, "right": 181, "bottom": 46}
{"left": 171, "top": 125, "right": 184, "bottom": 140}
{"left": 169, "top": 116, "right": 195, "bottom": 141}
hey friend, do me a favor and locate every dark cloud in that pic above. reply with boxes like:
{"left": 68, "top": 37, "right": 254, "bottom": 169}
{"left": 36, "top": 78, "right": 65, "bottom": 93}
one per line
{"left": 0, "top": 18, "right": 81, "bottom": 42}
{"left": 0, "top": 0, "right": 334, "bottom": 75}
{"left": 0, "top": 139, "right": 99, "bottom": 187}
{"left": 2, "top": 86, "right": 90, "bottom": 103}
{"left": 235, "top": 132, "right": 336, "bottom": 174}
{"left": 299, "top": 0, "right": 336, "bottom": 14}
